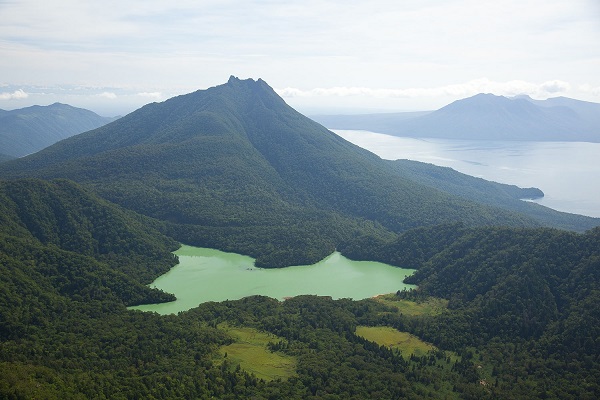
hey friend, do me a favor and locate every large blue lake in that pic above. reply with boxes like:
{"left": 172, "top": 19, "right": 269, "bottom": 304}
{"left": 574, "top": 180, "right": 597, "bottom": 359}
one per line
{"left": 335, "top": 130, "right": 600, "bottom": 218}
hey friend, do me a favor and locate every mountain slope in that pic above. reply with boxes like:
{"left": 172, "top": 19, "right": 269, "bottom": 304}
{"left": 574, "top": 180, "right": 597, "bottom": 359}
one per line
{"left": 0, "top": 178, "right": 178, "bottom": 306}
{"left": 0, "top": 153, "right": 15, "bottom": 163}
{"left": 1, "top": 178, "right": 598, "bottom": 398}
{"left": 0, "top": 103, "right": 116, "bottom": 157}
{"left": 387, "top": 159, "right": 596, "bottom": 232}
{"left": 521, "top": 95, "right": 600, "bottom": 131}
{"left": 354, "top": 224, "right": 600, "bottom": 398}
{"left": 401, "top": 93, "right": 588, "bottom": 141}
{"left": 1, "top": 77, "right": 597, "bottom": 266}
{"left": 314, "top": 93, "right": 600, "bottom": 142}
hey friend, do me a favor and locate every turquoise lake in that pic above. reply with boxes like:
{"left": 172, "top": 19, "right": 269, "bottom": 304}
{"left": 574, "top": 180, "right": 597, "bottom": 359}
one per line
{"left": 130, "top": 245, "right": 416, "bottom": 315}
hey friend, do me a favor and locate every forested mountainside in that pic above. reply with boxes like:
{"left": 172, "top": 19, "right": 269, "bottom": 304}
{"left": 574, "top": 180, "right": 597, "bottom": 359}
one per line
{"left": 0, "top": 153, "right": 15, "bottom": 163}
{"left": 341, "top": 223, "right": 600, "bottom": 398}
{"left": 1, "top": 77, "right": 597, "bottom": 267}
{"left": 312, "top": 94, "right": 600, "bottom": 142}
{"left": 1, "top": 78, "right": 599, "bottom": 398}
{"left": 0, "top": 178, "right": 598, "bottom": 398}
{"left": 0, "top": 103, "right": 116, "bottom": 158}
{"left": 388, "top": 159, "right": 596, "bottom": 231}
{"left": 0, "top": 179, "right": 178, "bottom": 306}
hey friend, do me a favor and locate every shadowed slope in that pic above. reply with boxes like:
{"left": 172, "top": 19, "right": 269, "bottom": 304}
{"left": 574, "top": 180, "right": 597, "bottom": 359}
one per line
{"left": 0, "top": 103, "right": 116, "bottom": 157}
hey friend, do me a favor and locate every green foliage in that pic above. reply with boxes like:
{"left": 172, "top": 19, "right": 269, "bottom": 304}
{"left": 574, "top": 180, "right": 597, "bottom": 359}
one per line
{"left": 0, "top": 152, "right": 15, "bottom": 163}
{"left": 185, "top": 295, "right": 484, "bottom": 399}
{"left": 384, "top": 225, "right": 600, "bottom": 398}
{"left": 390, "top": 159, "right": 596, "bottom": 232}
{"left": 216, "top": 324, "right": 297, "bottom": 381}
{"left": 1, "top": 78, "right": 599, "bottom": 398}
{"left": 2, "top": 77, "right": 596, "bottom": 268}
{"left": 0, "top": 177, "right": 599, "bottom": 397}
{"left": 0, "top": 179, "right": 179, "bottom": 284}
{"left": 355, "top": 326, "right": 439, "bottom": 358}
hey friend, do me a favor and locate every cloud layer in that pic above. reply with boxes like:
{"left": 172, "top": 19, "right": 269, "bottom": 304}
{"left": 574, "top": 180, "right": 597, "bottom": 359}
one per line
{"left": 0, "top": 89, "right": 29, "bottom": 100}
{"left": 277, "top": 79, "right": 576, "bottom": 100}
{"left": 1, "top": 0, "right": 599, "bottom": 113}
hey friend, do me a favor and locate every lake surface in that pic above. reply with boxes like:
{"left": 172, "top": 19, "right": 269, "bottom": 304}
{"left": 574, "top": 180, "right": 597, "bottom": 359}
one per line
{"left": 130, "top": 245, "right": 416, "bottom": 315}
{"left": 334, "top": 130, "right": 600, "bottom": 218}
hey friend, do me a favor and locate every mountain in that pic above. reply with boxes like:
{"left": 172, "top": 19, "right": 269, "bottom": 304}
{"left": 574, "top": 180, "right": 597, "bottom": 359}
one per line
{"left": 0, "top": 81, "right": 599, "bottom": 398}
{"left": 312, "top": 93, "right": 600, "bottom": 142}
{"left": 1, "top": 77, "right": 597, "bottom": 267}
{"left": 0, "top": 152, "right": 15, "bottom": 163}
{"left": 385, "top": 160, "right": 595, "bottom": 231}
{"left": 0, "top": 178, "right": 178, "bottom": 308}
{"left": 517, "top": 94, "right": 600, "bottom": 130}
{"left": 0, "top": 102, "right": 117, "bottom": 157}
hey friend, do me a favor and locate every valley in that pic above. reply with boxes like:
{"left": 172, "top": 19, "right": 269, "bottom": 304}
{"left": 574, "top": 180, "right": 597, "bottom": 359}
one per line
{"left": 0, "top": 78, "right": 599, "bottom": 399}
{"left": 3, "top": 0, "right": 600, "bottom": 397}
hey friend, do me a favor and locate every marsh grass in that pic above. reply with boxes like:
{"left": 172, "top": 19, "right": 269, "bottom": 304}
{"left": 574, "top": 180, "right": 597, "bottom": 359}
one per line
{"left": 217, "top": 324, "right": 296, "bottom": 381}
{"left": 373, "top": 294, "right": 448, "bottom": 316}
{"left": 356, "top": 326, "right": 437, "bottom": 358}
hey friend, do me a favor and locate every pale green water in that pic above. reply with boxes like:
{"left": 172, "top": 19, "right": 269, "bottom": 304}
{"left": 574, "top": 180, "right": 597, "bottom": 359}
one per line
{"left": 130, "top": 245, "right": 416, "bottom": 314}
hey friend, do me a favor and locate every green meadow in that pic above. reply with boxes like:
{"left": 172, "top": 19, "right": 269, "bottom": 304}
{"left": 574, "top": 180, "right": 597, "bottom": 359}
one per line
{"left": 373, "top": 294, "right": 448, "bottom": 316}
{"left": 216, "top": 324, "right": 296, "bottom": 381}
{"left": 355, "top": 326, "right": 437, "bottom": 358}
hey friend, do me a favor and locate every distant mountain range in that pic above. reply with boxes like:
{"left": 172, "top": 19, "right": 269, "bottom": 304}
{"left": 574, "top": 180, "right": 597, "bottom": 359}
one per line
{"left": 312, "top": 94, "right": 600, "bottom": 141}
{"left": 0, "top": 103, "right": 117, "bottom": 157}
{"left": 2, "top": 77, "right": 596, "bottom": 267}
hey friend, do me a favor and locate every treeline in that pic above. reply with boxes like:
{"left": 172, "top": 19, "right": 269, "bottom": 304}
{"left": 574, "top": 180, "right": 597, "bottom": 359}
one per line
{"left": 342, "top": 223, "right": 600, "bottom": 398}
{"left": 0, "top": 179, "right": 486, "bottom": 398}
{"left": 1, "top": 178, "right": 600, "bottom": 398}
{"left": 0, "top": 179, "right": 179, "bottom": 283}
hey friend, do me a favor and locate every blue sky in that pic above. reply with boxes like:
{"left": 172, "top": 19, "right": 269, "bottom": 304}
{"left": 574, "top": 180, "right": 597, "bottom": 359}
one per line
{"left": 1, "top": 0, "right": 599, "bottom": 116}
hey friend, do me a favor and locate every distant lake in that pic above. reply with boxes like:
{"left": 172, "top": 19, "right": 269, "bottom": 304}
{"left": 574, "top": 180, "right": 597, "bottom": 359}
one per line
{"left": 335, "top": 130, "right": 600, "bottom": 218}
{"left": 130, "top": 245, "right": 416, "bottom": 315}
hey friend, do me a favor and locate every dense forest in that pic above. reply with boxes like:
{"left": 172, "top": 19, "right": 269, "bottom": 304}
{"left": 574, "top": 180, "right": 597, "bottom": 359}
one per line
{"left": 0, "top": 178, "right": 599, "bottom": 398}
{"left": 1, "top": 78, "right": 599, "bottom": 398}
{"left": 342, "top": 224, "right": 600, "bottom": 398}
{"left": 0, "top": 153, "right": 14, "bottom": 163}
{"left": 1, "top": 77, "right": 597, "bottom": 268}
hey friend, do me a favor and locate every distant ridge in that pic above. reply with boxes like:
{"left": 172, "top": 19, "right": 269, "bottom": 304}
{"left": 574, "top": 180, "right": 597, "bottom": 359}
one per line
{"left": 312, "top": 94, "right": 600, "bottom": 142}
{"left": 0, "top": 103, "right": 117, "bottom": 157}
{"left": 0, "top": 152, "right": 15, "bottom": 163}
{"left": 1, "top": 77, "right": 597, "bottom": 267}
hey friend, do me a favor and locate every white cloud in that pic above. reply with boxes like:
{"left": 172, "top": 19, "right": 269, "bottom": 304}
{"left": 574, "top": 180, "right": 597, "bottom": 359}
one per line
{"left": 276, "top": 79, "right": 574, "bottom": 100}
{"left": 579, "top": 84, "right": 600, "bottom": 96}
{"left": 1, "top": 0, "right": 598, "bottom": 112}
{"left": 98, "top": 91, "right": 117, "bottom": 99}
{"left": 136, "top": 91, "right": 162, "bottom": 99}
{"left": 0, "top": 89, "right": 29, "bottom": 100}
{"left": 540, "top": 80, "right": 572, "bottom": 94}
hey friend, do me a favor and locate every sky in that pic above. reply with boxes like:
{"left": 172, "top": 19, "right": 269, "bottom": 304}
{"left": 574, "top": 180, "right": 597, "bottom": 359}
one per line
{"left": 1, "top": 0, "right": 599, "bottom": 117}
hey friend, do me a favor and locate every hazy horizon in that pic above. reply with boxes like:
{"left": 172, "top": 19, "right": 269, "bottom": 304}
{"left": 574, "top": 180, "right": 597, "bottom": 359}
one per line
{"left": 1, "top": 1, "right": 600, "bottom": 117}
